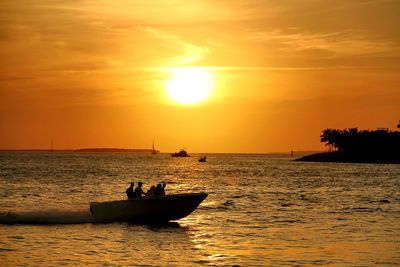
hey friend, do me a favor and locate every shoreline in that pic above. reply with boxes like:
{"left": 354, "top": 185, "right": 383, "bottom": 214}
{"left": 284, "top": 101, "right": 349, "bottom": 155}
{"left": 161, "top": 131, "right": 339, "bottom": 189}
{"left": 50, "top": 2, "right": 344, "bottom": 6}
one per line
{"left": 0, "top": 148, "right": 157, "bottom": 153}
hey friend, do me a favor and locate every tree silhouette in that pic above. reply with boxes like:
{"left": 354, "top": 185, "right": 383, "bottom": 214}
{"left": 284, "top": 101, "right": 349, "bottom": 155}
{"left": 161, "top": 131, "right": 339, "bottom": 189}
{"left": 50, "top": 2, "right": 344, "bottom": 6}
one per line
{"left": 320, "top": 127, "right": 400, "bottom": 158}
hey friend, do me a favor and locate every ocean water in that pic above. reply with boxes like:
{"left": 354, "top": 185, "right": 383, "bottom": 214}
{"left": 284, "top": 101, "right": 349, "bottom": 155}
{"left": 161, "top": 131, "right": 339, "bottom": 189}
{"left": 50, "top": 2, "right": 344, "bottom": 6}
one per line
{"left": 0, "top": 152, "right": 399, "bottom": 266}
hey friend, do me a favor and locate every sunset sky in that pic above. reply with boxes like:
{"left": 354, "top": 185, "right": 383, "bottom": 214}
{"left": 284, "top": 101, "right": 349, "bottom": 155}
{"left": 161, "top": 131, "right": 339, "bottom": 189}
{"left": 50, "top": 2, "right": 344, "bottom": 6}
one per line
{"left": 0, "top": 0, "right": 399, "bottom": 153}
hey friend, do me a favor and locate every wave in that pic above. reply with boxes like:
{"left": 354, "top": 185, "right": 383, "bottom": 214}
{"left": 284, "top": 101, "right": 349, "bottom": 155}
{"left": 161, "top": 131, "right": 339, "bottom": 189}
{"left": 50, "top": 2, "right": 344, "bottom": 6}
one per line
{"left": 198, "top": 200, "right": 235, "bottom": 211}
{"left": 0, "top": 209, "right": 95, "bottom": 224}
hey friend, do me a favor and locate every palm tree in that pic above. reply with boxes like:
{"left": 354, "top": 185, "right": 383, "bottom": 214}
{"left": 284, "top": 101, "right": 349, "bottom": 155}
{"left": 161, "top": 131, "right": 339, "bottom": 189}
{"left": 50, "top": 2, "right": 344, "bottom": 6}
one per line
{"left": 320, "top": 128, "right": 340, "bottom": 152}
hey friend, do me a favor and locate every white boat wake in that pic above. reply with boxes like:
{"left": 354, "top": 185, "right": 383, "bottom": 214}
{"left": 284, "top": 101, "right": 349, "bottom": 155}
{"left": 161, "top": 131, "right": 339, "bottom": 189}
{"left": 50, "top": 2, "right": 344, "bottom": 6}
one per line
{"left": 0, "top": 209, "right": 95, "bottom": 224}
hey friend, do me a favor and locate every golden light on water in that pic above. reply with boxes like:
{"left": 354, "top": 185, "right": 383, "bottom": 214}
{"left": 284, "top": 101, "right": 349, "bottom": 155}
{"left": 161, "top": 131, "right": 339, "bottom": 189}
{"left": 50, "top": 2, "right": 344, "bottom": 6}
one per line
{"left": 166, "top": 68, "right": 213, "bottom": 105}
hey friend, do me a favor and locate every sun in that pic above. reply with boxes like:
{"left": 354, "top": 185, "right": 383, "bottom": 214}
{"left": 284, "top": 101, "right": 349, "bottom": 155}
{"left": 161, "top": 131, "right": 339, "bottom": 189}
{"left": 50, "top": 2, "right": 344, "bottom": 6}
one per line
{"left": 166, "top": 69, "right": 213, "bottom": 104}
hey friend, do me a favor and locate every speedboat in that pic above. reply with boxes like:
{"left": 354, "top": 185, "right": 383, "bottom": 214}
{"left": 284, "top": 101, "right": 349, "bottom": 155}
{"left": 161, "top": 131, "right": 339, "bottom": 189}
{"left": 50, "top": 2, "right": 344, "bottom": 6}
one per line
{"left": 171, "top": 149, "right": 190, "bottom": 157}
{"left": 90, "top": 192, "right": 207, "bottom": 223}
{"left": 199, "top": 156, "right": 206, "bottom": 162}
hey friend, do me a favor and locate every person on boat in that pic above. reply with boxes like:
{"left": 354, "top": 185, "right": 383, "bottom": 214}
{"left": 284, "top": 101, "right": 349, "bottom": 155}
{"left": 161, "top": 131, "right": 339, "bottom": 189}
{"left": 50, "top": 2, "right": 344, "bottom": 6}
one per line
{"left": 160, "top": 183, "right": 166, "bottom": 195}
{"left": 133, "top": 181, "right": 146, "bottom": 198}
{"left": 146, "top": 185, "right": 156, "bottom": 196}
{"left": 126, "top": 182, "right": 135, "bottom": 199}
{"left": 154, "top": 183, "right": 166, "bottom": 196}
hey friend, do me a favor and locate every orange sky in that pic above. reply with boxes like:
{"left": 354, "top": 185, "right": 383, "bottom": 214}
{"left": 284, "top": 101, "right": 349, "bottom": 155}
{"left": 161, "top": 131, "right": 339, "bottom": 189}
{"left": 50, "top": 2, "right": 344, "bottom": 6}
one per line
{"left": 0, "top": 0, "right": 399, "bottom": 153}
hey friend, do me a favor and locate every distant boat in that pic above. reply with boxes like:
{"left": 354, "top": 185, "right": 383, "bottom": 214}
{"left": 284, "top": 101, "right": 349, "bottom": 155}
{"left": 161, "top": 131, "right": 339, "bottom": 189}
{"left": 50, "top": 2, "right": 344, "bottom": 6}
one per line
{"left": 198, "top": 156, "right": 207, "bottom": 162}
{"left": 151, "top": 140, "right": 158, "bottom": 155}
{"left": 90, "top": 193, "right": 207, "bottom": 223}
{"left": 171, "top": 149, "right": 190, "bottom": 157}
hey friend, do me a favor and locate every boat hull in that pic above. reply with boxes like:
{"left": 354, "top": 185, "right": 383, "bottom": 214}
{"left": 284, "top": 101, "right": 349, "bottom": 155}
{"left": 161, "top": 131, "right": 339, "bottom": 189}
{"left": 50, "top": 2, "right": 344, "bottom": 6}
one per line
{"left": 90, "top": 193, "right": 207, "bottom": 223}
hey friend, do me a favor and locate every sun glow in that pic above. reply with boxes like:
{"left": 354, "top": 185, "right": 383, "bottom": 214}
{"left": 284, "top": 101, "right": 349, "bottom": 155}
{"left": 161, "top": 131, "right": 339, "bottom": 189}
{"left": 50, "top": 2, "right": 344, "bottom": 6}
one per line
{"left": 166, "top": 69, "right": 213, "bottom": 104}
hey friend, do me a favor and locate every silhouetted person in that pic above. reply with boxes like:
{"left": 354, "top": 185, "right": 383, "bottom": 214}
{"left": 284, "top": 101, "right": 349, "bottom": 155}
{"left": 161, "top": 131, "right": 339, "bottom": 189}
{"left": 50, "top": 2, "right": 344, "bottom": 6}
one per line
{"left": 126, "top": 182, "right": 135, "bottom": 199}
{"left": 147, "top": 185, "right": 156, "bottom": 196}
{"left": 160, "top": 183, "right": 166, "bottom": 195}
{"left": 134, "top": 181, "right": 145, "bottom": 198}
{"left": 154, "top": 183, "right": 166, "bottom": 196}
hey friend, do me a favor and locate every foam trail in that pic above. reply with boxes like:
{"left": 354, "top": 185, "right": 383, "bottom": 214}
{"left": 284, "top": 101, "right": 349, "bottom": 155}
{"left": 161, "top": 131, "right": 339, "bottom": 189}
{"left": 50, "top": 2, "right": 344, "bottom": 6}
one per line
{"left": 0, "top": 209, "right": 95, "bottom": 224}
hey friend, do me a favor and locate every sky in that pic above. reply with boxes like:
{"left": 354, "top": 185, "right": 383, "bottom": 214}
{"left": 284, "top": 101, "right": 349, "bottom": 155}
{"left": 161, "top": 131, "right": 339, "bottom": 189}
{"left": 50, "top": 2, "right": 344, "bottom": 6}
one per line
{"left": 0, "top": 0, "right": 399, "bottom": 153}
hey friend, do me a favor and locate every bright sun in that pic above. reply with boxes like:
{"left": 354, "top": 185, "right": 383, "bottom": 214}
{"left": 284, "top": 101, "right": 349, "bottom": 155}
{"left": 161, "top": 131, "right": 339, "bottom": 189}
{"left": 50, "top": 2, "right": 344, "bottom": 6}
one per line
{"left": 166, "top": 69, "right": 213, "bottom": 104}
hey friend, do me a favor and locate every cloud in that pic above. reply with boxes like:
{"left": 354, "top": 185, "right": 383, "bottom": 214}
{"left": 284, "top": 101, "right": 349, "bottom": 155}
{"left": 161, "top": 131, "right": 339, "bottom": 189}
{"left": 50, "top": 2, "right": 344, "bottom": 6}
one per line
{"left": 0, "top": 76, "right": 33, "bottom": 81}
{"left": 49, "top": 60, "right": 112, "bottom": 72}
{"left": 140, "top": 27, "right": 209, "bottom": 66}
{"left": 247, "top": 29, "right": 399, "bottom": 56}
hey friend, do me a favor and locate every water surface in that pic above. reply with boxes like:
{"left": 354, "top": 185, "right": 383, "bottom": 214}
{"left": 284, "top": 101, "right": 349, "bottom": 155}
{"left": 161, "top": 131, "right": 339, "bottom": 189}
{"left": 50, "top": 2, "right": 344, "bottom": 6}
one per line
{"left": 0, "top": 152, "right": 399, "bottom": 266}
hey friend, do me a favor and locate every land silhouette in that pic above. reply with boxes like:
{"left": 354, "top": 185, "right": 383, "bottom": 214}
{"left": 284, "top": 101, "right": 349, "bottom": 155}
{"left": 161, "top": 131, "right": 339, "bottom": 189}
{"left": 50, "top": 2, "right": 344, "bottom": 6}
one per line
{"left": 0, "top": 148, "right": 159, "bottom": 153}
{"left": 75, "top": 148, "right": 159, "bottom": 153}
{"left": 296, "top": 126, "right": 400, "bottom": 164}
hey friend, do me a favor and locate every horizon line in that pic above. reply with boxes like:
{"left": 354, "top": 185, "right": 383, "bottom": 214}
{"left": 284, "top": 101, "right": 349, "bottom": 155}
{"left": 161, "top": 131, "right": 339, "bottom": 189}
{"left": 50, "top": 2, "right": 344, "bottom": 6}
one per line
{"left": 0, "top": 148, "right": 322, "bottom": 154}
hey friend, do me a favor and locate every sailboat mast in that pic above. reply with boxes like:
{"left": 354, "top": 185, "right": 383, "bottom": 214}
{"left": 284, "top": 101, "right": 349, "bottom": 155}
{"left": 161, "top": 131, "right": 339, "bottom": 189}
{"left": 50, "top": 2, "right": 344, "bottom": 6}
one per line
{"left": 151, "top": 139, "right": 157, "bottom": 154}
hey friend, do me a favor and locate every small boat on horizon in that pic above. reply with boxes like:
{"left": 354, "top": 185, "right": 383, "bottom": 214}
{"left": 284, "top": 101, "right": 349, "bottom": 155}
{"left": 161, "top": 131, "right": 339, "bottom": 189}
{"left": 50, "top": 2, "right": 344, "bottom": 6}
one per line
{"left": 199, "top": 156, "right": 207, "bottom": 162}
{"left": 90, "top": 192, "right": 207, "bottom": 223}
{"left": 171, "top": 149, "right": 190, "bottom": 157}
{"left": 151, "top": 140, "right": 158, "bottom": 155}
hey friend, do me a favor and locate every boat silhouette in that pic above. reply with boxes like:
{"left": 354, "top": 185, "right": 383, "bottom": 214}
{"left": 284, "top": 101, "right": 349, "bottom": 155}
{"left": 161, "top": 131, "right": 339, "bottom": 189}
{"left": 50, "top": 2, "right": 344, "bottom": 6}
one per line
{"left": 151, "top": 140, "right": 158, "bottom": 155}
{"left": 90, "top": 193, "right": 207, "bottom": 223}
{"left": 171, "top": 149, "right": 190, "bottom": 157}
